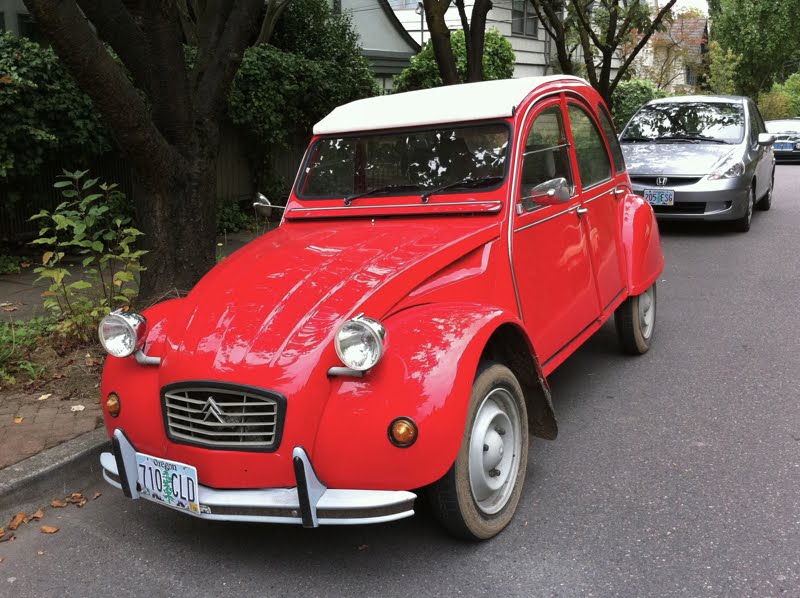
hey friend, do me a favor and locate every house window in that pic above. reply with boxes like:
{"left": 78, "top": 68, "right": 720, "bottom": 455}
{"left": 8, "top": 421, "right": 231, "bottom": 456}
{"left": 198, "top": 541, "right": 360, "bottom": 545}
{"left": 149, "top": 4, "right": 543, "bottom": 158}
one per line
{"left": 18, "top": 13, "right": 43, "bottom": 42}
{"left": 512, "top": 0, "right": 538, "bottom": 38}
{"left": 685, "top": 66, "right": 698, "bottom": 87}
{"left": 387, "top": 0, "right": 421, "bottom": 8}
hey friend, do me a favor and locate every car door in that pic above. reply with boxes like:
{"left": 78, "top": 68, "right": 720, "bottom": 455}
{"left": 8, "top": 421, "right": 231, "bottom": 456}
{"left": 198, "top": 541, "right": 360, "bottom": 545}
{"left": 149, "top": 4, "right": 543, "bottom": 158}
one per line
{"left": 566, "top": 100, "right": 627, "bottom": 312}
{"left": 748, "top": 102, "right": 772, "bottom": 198}
{"left": 511, "top": 96, "right": 601, "bottom": 365}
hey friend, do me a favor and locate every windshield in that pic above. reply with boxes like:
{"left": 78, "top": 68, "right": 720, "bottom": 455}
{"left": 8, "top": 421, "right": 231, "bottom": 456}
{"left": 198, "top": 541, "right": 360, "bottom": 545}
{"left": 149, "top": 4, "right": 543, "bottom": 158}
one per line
{"left": 297, "top": 123, "right": 510, "bottom": 199}
{"left": 621, "top": 102, "right": 745, "bottom": 144}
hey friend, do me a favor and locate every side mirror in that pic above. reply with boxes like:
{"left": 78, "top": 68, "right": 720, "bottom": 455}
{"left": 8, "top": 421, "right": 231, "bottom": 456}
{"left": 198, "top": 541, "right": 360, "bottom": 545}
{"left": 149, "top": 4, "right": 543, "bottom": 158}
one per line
{"left": 758, "top": 133, "right": 775, "bottom": 146}
{"left": 522, "top": 177, "right": 571, "bottom": 209}
{"left": 253, "top": 192, "right": 273, "bottom": 218}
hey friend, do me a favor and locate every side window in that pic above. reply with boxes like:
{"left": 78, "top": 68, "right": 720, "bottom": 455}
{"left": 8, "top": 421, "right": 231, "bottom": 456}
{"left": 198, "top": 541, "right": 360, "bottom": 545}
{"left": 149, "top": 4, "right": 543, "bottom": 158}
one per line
{"left": 567, "top": 104, "right": 613, "bottom": 189}
{"left": 597, "top": 105, "right": 626, "bottom": 174}
{"left": 520, "top": 105, "right": 572, "bottom": 199}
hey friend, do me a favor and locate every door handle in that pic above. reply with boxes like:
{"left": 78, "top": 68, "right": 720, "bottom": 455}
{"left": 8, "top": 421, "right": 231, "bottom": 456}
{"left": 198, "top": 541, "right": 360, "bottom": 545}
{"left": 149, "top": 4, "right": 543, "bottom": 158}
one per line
{"left": 576, "top": 207, "right": 588, "bottom": 217}
{"left": 614, "top": 187, "right": 626, "bottom": 196}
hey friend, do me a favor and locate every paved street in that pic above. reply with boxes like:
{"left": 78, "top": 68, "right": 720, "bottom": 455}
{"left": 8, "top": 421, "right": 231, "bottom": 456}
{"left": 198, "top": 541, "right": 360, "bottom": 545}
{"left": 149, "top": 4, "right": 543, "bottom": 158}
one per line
{"left": 2, "top": 166, "right": 800, "bottom": 597}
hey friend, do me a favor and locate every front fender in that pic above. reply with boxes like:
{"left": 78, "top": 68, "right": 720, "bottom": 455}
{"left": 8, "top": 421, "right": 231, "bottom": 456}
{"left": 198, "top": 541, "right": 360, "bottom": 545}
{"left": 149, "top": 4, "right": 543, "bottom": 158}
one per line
{"left": 311, "top": 303, "right": 526, "bottom": 490}
{"left": 621, "top": 193, "right": 664, "bottom": 295}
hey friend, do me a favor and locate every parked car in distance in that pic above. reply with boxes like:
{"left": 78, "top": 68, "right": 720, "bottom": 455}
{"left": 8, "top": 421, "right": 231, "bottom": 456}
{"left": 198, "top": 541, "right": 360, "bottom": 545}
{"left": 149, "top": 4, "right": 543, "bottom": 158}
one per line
{"left": 765, "top": 118, "right": 800, "bottom": 163}
{"left": 96, "top": 76, "right": 664, "bottom": 541}
{"left": 620, "top": 96, "right": 775, "bottom": 232}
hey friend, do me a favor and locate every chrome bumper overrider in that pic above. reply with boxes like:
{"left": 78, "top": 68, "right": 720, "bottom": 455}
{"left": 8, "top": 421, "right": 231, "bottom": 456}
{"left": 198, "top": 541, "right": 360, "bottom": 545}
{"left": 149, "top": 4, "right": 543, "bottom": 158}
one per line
{"left": 100, "top": 429, "right": 416, "bottom": 527}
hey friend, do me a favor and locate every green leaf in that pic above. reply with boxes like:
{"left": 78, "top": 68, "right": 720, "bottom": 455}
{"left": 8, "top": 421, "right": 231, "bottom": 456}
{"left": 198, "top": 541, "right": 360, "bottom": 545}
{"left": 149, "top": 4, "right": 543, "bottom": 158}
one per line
{"left": 82, "top": 177, "right": 99, "bottom": 190}
{"left": 67, "top": 280, "right": 92, "bottom": 290}
{"left": 90, "top": 241, "right": 104, "bottom": 252}
{"left": 53, "top": 180, "right": 72, "bottom": 188}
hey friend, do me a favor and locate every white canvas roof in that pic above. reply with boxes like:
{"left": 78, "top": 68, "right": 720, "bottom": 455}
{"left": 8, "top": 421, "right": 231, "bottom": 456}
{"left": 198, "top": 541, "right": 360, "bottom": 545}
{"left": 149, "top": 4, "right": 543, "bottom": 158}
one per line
{"left": 313, "top": 75, "right": 586, "bottom": 135}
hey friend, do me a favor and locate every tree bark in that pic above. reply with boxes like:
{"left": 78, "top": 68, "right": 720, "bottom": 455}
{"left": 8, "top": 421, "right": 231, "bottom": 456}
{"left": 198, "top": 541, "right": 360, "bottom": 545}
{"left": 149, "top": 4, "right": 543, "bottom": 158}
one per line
{"left": 465, "top": 0, "right": 492, "bottom": 82}
{"left": 423, "top": 0, "right": 459, "bottom": 85}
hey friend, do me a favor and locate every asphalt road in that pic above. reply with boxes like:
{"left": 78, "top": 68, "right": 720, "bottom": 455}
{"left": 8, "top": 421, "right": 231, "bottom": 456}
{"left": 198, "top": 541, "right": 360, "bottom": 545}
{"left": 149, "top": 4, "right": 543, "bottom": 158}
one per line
{"left": 3, "top": 167, "right": 800, "bottom": 597}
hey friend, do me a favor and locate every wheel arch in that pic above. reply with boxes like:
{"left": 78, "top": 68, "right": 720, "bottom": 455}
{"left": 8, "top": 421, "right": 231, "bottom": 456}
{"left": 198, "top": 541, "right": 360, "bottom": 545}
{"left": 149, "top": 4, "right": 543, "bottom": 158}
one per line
{"left": 620, "top": 192, "right": 665, "bottom": 296}
{"left": 480, "top": 323, "right": 558, "bottom": 440}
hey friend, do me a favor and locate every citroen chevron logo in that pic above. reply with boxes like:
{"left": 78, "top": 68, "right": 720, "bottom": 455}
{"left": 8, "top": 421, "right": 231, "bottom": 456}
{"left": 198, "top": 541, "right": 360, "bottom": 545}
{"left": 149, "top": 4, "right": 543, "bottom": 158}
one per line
{"left": 201, "top": 397, "right": 227, "bottom": 424}
{"left": 656, "top": 176, "right": 669, "bottom": 186}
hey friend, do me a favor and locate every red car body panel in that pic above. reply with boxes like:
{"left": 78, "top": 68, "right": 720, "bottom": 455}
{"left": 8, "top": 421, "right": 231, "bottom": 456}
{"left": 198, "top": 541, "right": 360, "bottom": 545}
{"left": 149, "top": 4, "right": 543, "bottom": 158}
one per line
{"left": 101, "top": 78, "right": 664, "bottom": 493}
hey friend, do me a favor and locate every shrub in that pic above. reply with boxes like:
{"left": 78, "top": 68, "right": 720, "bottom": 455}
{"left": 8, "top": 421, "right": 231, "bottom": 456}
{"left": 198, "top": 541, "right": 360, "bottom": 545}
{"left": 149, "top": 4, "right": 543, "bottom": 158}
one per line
{"left": 29, "top": 170, "right": 146, "bottom": 344}
{"left": 758, "top": 89, "right": 793, "bottom": 120}
{"left": 611, "top": 79, "right": 670, "bottom": 129}
{"left": 0, "top": 317, "right": 53, "bottom": 384}
{"left": 393, "top": 28, "right": 515, "bottom": 92}
{"left": 216, "top": 198, "right": 256, "bottom": 235}
{"left": 0, "top": 33, "right": 111, "bottom": 178}
{"left": 0, "top": 254, "right": 22, "bottom": 274}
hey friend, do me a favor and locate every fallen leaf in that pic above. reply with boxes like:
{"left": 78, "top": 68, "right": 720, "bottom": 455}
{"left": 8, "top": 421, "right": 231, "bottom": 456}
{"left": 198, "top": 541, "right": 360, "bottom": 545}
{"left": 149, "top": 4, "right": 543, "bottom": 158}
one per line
{"left": 50, "top": 500, "right": 67, "bottom": 508}
{"left": 0, "top": 534, "right": 15, "bottom": 543}
{"left": 0, "top": 527, "right": 4, "bottom": 538}
{"left": 0, "top": 305, "right": 17, "bottom": 312}
{"left": 91, "top": 492, "right": 102, "bottom": 500}
{"left": 8, "top": 513, "right": 26, "bottom": 531}
{"left": 0, "top": 302, "right": 10, "bottom": 307}
{"left": 70, "top": 405, "right": 85, "bottom": 412}
{"left": 51, "top": 373, "right": 65, "bottom": 380}
{"left": 36, "top": 393, "right": 52, "bottom": 401}
{"left": 66, "top": 493, "right": 85, "bottom": 505}
{"left": 20, "top": 261, "right": 31, "bottom": 268}
{"left": 28, "top": 510, "right": 44, "bottom": 522}
{"left": 40, "top": 526, "right": 59, "bottom": 534}
{"left": 357, "top": 544, "right": 369, "bottom": 551}
{"left": 0, "top": 555, "right": 4, "bottom": 562}
{"left": 13, "top": 417, "right": 23, "bottom": 424}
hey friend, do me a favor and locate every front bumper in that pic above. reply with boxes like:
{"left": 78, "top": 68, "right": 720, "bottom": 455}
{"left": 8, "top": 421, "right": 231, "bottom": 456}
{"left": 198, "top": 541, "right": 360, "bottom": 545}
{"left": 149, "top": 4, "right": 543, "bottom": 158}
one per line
{"left": 630, "top": 176, "right": 750, "bottom": 221}
{"left": 101, "top": 429, "right": 416, "bottom": 526}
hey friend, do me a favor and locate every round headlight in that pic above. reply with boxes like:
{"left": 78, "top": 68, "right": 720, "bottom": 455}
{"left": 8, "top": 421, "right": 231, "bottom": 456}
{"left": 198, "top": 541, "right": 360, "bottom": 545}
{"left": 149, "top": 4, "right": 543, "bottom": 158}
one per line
{"left": 98, "top": 310, "right": 146, "bottom": 358}
{"left": 334, "top": 315, "right": 386, "bottom": 371}
{"left": 795, "top": 142, "right": 800, "bottom": 150}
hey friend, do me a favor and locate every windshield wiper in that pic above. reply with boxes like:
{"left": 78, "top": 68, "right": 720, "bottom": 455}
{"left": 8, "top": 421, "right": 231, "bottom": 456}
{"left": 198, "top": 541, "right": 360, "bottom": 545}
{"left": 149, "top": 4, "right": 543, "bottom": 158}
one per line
{"left": 620, "top": 136, "right": 653, "bottom": 143}
{"left": 420, "top": 175, "right": 504, "bottom": 203}
{"left": 656, "top": 135, "right": 730, "bottom": 144}
{"left": 343, "top": 184, "right": 421, "bottom": 206}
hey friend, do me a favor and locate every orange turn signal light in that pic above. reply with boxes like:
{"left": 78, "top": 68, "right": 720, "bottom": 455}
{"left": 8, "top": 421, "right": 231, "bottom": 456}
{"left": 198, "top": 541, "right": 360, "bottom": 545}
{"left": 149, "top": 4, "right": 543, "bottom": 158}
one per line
{"left": 389, "top": 417, "right": 418, "bottom": 448}
{"left": 105, "top": 393, "right": 121, "bottom": 418}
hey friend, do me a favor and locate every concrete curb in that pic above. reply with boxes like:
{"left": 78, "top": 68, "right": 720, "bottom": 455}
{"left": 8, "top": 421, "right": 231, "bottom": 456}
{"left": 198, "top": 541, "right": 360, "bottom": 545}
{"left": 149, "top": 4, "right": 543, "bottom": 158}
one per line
{"left": 0, "top": 428, "right": 109, "bottom": 520}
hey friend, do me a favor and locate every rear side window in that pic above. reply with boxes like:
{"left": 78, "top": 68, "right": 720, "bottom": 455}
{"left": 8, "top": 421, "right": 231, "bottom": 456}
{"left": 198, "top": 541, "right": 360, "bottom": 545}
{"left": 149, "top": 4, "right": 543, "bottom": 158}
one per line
{"left": 519, "top": 105, "right": 573, "bottom": 198}
{"left": 598, "top": 105, "right": 626, "bottom": 174}
{"left": 567, "top": 104, "right": 612, "bottom": 189}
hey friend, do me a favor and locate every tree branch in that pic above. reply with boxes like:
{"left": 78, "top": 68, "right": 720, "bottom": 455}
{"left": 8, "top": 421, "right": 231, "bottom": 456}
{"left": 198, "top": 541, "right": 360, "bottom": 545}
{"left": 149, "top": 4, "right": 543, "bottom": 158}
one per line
{"left": 572, "top": 0, "right": 605, "bottom": 52}
{"left": 255, "top": 0, "right": 293, "bottom": 46}
{"left": 74, "top": 0, "right": 152, "bottom": 94}
{"left": 23, "top": 0, "right": 183, "bottom": 182}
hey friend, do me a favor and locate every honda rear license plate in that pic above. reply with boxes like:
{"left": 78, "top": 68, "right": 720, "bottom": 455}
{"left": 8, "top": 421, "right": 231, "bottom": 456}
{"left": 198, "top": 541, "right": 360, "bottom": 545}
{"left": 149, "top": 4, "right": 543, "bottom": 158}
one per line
{"left": 644, "top": 189, "right": 674, "bottom": 206}
{"left": 136, "top": 452, "right": 200, "bottom": 514}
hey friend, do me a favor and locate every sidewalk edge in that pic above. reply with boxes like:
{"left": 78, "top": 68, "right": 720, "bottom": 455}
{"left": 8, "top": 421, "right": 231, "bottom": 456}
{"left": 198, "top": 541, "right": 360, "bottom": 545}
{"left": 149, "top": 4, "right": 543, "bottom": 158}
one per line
{"left": 0, "top": 428, "right": 109, "bottom": 517}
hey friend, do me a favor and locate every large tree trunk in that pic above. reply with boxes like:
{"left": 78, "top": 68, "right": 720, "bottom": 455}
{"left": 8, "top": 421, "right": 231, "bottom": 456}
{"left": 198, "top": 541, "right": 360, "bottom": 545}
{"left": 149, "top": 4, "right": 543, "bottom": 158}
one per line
{"left": 465, "top": 0, "right": 492, "bottom": 82}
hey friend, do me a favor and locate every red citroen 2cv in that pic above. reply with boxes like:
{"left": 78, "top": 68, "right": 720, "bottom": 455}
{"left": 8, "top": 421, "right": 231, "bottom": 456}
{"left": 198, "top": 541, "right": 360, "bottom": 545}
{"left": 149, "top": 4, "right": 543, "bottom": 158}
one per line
{"left": 97, "top": 76, "right": 663, "bottom": 540}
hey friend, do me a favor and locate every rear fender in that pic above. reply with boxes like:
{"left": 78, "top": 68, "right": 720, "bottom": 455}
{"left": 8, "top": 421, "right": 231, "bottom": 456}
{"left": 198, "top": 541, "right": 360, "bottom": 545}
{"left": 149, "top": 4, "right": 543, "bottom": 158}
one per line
{"left": 312, "top": 303, "right": 556, "bottom": 490}
{"left": 620, "top": 192, "right": 664, "bottom": 295}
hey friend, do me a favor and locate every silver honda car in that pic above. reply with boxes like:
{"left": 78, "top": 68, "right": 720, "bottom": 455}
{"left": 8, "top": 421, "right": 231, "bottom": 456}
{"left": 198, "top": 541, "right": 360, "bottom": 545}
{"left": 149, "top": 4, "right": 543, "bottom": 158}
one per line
{"left": 620, "top": 96, "right": 775, "bottom": 232}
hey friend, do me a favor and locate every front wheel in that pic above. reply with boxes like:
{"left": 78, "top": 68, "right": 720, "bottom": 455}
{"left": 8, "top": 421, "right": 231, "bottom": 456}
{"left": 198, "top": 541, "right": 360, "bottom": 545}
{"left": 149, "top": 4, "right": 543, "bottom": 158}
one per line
{"left": 428, "top": 363, "right": 528, "bottom": 541}
{"left": 615, "top": 283, "right": 656, "bottom": 355}
{"left": 757, "top": 171, "right": 774, "bottom": 211}
{"left": 733, "top": 186, "right": 755, "bottom": 232}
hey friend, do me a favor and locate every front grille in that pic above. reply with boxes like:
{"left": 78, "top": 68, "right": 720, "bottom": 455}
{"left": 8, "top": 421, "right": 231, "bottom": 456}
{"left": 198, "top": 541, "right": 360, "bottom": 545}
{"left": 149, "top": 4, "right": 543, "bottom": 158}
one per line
{"left": 162, "top": 383, "right": 286, "bottom": 452}
{"left": 631, "top": 176, "right": 702, "bottom": 187}
{"left": 652, "top": 202, "right": 707, "bottom": 214}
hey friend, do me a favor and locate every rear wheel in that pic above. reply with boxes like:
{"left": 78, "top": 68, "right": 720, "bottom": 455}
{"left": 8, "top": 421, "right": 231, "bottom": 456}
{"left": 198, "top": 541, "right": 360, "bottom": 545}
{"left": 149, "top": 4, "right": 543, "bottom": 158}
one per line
{"left": 733, "top": 186, "right": 755, "bottom": 232}
{"left": 428, "top": 363, "right": 528, "bottom": 541}
{"left": 615, "top": 283, "right": 656, "bottom": 355}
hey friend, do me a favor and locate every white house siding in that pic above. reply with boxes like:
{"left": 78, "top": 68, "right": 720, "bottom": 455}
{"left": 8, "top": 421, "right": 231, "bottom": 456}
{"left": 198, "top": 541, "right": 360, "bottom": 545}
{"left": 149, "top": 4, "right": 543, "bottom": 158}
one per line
{"left": 0, "top": 0, "right": 32, "bottom": 36}
{"left": 392, "top": 1, "right": 552, "bottom": 78}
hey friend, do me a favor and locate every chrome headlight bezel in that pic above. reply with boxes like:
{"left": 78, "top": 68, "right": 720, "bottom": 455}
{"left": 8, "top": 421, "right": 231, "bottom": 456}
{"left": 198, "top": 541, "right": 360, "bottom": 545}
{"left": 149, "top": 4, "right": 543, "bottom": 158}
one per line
{"left": 707, "top": 153, "right": 746, "bottom": 181}
{"left": 98, "top": 309, "right": 147, "bottom": 358}
{"left": 334, "top": 315, "right": 386, "bottom": 372}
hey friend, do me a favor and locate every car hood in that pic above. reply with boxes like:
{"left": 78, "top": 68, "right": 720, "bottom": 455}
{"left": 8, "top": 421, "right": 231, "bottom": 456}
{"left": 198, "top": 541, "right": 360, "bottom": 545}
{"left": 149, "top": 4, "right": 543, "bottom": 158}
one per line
{"left": 157, "top": 217, "right": 501, "bottom": 388}
{"left": 622, "top": 142, "right": 734, "bottom": 176}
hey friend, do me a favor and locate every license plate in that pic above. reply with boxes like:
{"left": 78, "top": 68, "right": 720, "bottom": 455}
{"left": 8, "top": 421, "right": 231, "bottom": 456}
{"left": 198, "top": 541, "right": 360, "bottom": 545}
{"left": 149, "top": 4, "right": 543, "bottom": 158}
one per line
{"left": 775, "top": 142, "right": 794, "bottom": 151}
{"left": 136, "top": 452, "right": 200, "bottom": 514}
{"left": 644, "top": 189, "right": 674, "bottom": 206}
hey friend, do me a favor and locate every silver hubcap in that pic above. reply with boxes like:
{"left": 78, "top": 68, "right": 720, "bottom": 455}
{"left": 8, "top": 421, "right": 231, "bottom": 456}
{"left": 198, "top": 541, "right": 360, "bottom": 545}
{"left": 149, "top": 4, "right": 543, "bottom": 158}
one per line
{"left": 468, "top": 388, "right": 522, "bottom": 515}
{"left": 638, "top": 286, "right": 655, "bottom": 340}
{"left": 746, "top": 190, "right": 753, "bottom": 222}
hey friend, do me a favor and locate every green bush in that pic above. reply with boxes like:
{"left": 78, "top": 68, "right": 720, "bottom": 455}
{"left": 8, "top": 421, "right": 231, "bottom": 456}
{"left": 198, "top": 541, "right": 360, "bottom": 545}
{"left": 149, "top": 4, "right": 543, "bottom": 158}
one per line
{"left": 393, "top": 28, "right": 515, "bottom": 92}
{"left": 29, "top": 170, "right": 146, "bottom": 344}
{"left": 0, "top": 317, "right": 53, "bottom": 384}
{"left": 611, "top": 79, "right": 670, "bottom": 129}
{"left": 228, "top": 0, "right": 378, "bottom": 150}
{"left": 216, "top": 198, "right": 256, "bottom": 235}
{"left": 0, "top": 254, "right": 22, "bottom": 274}
{"left": 758, "top": 89, "right": 793, "bottom": 120}
{"left": 0, "top": 33, "right": 111, "bottom": 178}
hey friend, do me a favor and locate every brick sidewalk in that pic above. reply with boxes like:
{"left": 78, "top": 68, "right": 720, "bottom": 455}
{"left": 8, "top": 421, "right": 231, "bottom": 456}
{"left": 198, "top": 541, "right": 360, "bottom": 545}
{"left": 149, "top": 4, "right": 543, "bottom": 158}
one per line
{"left": 0, "top": 389, "right": 104, "bottom": 469}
